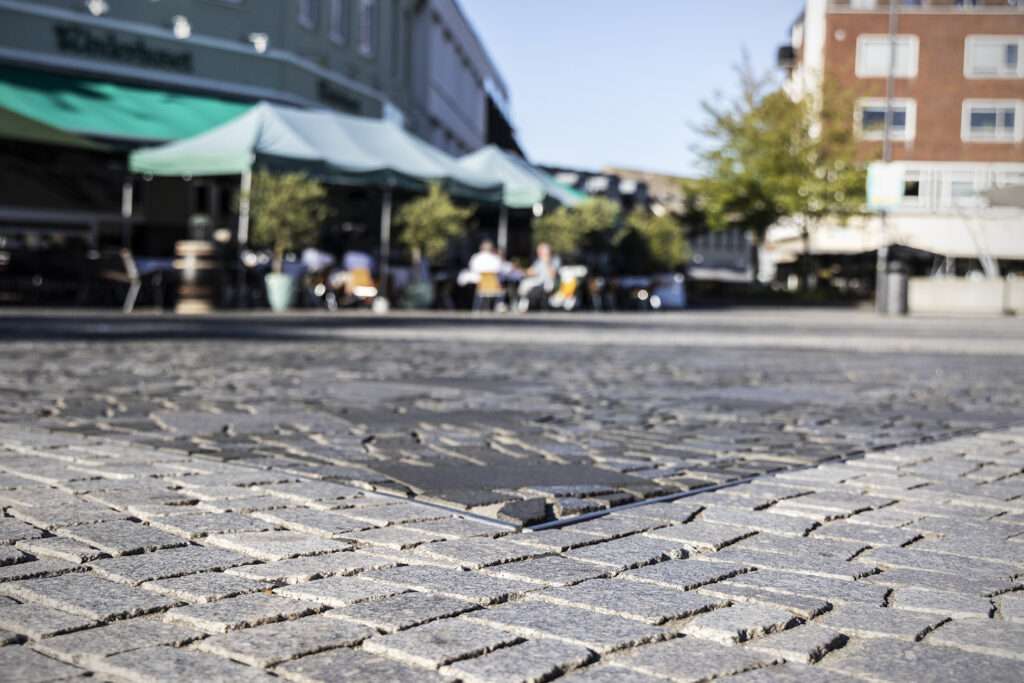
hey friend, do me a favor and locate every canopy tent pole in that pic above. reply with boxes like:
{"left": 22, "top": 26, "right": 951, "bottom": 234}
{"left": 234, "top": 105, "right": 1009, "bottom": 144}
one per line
{"left": 379, "top": 187, "right": 393, "bottom": 304}
{"left": 120, "top": 178, "right": 133, "bottom": 249}
{"left": 497, "top": 203, "right": 509, "bottom": 254}
{"left": 236, "top": 169, "right": 252, "bottom": 308}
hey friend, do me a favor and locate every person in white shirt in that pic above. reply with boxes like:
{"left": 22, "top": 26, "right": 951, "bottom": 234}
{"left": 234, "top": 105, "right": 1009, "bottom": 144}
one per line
{"left": 468, "top": 240, "right": 502, "bottom": 275}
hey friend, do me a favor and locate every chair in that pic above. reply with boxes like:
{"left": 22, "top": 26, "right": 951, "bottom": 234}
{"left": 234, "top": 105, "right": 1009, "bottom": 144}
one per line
{"left": 472, "top": 271, "right": 505, "bottom": 312}
{"left": 97, "top": 249, "right": 145, "bottom": 313}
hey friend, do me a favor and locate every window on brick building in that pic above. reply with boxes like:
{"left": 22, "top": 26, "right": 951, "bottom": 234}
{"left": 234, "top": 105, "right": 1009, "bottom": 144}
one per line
{"left": 962, "top": 100, "right": 1023, "bottom": 142}
{"left": 965, "top": 36, "right": 1024, "bottom": 78}
{"left": 855, "top": 98, "right": 916, "bottom": 140}
{"left": 856, "top": 35, "right": 919, "bottom": 78}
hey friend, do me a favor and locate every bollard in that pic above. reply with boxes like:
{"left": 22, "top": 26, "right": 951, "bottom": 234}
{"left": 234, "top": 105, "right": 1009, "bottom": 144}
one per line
{"left": 886, "top": 262, "right": 908, "bottom": 316}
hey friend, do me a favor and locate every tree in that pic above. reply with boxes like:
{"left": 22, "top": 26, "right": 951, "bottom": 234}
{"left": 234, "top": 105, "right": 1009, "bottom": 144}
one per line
{"left": 617, "top": 209, "right": 692, "bottom": 273}
{"left": 531, "top": 197, "right": 619, "bottom": 260}
{"left": 247, "top": 170, "right": 330, "bottom": 273}
{"left": 694, "top": 59, "right": 866, "bottom": 285}
{"left": 393, "top": 183, "right": 473, "bottom": 276}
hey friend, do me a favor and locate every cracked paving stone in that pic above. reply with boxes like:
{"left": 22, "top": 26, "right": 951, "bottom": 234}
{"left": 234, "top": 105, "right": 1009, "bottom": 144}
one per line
{"left": 55, "top": 520, "right": 188, "bottom": 557}
{"left": 250, "top": 508, "right": 370, "bottom": 538}
{"left": 0, "top": 645, "right": 86, "bottom": 683}
{"left": 274, "top": 576, "right": 407, "bottom": 607}
{"left": 273, "top": 646, "right": 446, "bottom": 682}
{"left": 819, "top": 604, "right": 947, "bottom": 640}
{"left": 0, "top": 558, "right": 79, "bottom": 582}
{"left": 825, "top": 638, "right": 1023, "bottom": 683}
{"left": 617, "top": 502, "right": 704, "bottom": 523}
{"left": 743, "top": 624, "right": 846, "bottom": 664}
{"left": 505, "top": 529, "right": 600, "bottom": 552}
{"left": 33, "top": 620, "right": 203, "bottom": 664}
{"left": 7, "top": 504, "right": 128, "bottom": 531}
{"left": 612, "top": 636, "right": 778, "bottom": 682}
{"left": 14, "top": 537, "right": 105, "bottom": 564}
{"left": 561, "top": 664, "right": 669, "bottom": 682}
{"left": 810, "top": 521, "right": 921, "bottom": 547}
{"left": 857, "top": 546, "right": 1018, "bottom": 581}
{"left": 163, "top": 592, "right": 322, "bottom": 633}
{"left": 909, "top": 536, "right": 1024, "bottom": 567}
{"left": 0, "top": 518, "right": 46, "bottom": 544}
{"left": 734, "top": 534, "right": 867, "bottom": 561}
{"left": 706, "top": 548, "right": 875, "bottom": 580}
{"left": 682, "top": 603, "right": 801, "bottom": 645}
{"left": 845, "top": 507, "right": 925, "bottom": 528}
{"left": 462, "top": 601, "right": 666, "bottom": 653}
{"left": 87, "top": 546, "right": 253, "bottom": 585}
{"left": 926, "top": 618, "right": 1024, "bottom": 660}
{"left": 564, "top": 534, "right": 690, "bottom": 570}
{"left": 146, "top": 512, "right": 275, "bottom": 539}
{"left": 725, "top": 662, "right": 864, "bottom": 682}
{"left": 860, "top": 567, "right": 1014, "bottom": 597}
{"left": 412, "top": 537, "right": 542, "bottom": 569}
{"left": 224, "top": 550, "right": 398, "bottom": 584}
{"left": 0, "top": 573, "right": 179, "bottom": 621}
{"left": 92, "top": 645, "right": 275, "bottom": 682}
{"left": 337, "top": 526, "right": 446, "bottom": 549}
{"left": 643, "top": 521, "right": 756, "bottom": 552}
{"left": 141, "top": 572, "right": 267, "bottom": 603}
{"left": 0, "top": 603, "right": 97, "bottom": 639}
{"left": 0, "top": 546, "right": 29, "bottom": 566}
{"left": 698, "top": 583, "right": 831, "bottom": 619}
{"left": 1000, "top": 593, "right": 1024, "bottom": 623}
{"left": 362, "top": 616, "right": 522, "bottom": 669}
{"left": 531, "top": 577, "right": 726, "bottom": 624}
{"left": 401, "top": 516, "right": 510, "bottom": 539}
{"left": 905, "top": 516, "right": 1024, "bottom": 540}
{"left": 343, "top": 502, "right": 453, "bottom": 526}
{"left": 722, "top": 569, "right": 889, "bottom": 606}
{"left": 890, "top": 587, "right": 993, "bottom": 618}
{"left": 326, "top": 591, "right": 477, "bottom": 633}
{"left": 619, "top": 559, "right": 753, "bottom": 591}
{"left": 773, "top": 491, "right": 895, "bottom": 515}
{"left": 701, "top": 507, "right": 818, "bottom": 536}
{"left": 361, "top": 564, "right": 537, "bottom": 604}
{"left": 440, "top": 637, "right": 596, "bottom": 683}
{"left": 478, "top": 555, "right": 610, "bottom": 586}
{"left": 564, "top": 515, "right": 669, "bottom": 540}
{"left": 0, "top": 628, "right": 21, "bottom": 645}
{"left": 194, "top": 615, "right": 376, "bottom": 668}
{"left": 204, "top": 531, "right": 350, "bottom": 562}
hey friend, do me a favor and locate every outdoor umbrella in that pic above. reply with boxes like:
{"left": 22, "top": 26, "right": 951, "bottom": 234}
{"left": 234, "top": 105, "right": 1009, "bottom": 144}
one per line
{"left": 457, "top": 144, "right": 585, "bottom": 251}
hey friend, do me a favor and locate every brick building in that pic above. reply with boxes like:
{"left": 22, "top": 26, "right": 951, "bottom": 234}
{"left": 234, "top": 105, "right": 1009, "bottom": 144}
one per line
{"left": 769, "top": 0, "right": 1024, "bottom": 284}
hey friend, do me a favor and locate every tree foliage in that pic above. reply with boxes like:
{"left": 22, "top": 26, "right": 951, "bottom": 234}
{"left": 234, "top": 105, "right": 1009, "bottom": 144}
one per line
{"left": 694, "top": 60, "right": 866, "bottom": 246}
{"left": 247, "top": 170, "right": 330, "bottom": 273}
{"left": 393, "top": 183, "right": 474, "bottom": 265}
{"left": 618, "top": 209, "right": 692, "bottom": 272}
{"left": 531, "top": 197, "right": 620, "bottom": 259}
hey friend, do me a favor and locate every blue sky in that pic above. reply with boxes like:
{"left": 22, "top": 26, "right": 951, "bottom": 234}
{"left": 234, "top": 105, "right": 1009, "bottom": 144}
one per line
{"left": 458, "top": 0, "right": 807, "bottom": 178}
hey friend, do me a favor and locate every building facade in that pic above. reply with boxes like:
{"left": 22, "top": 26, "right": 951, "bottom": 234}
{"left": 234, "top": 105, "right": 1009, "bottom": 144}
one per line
{"left": 773, "top": 0, "right": 1024, "bottom": 277}
{"left": 0, "top": 0, "right": 514, "bottom": 153}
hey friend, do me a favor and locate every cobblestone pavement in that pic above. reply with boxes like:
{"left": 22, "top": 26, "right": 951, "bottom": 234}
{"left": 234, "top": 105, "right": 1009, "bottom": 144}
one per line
{"left": 0, "top": 310, "right": 1022, "bottom": 681}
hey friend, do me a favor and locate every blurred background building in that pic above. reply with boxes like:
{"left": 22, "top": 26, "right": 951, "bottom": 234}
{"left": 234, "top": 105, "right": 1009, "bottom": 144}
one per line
{"left": 772, "top": 0, "right": 1024, "bottom": 295}
{"left": 0, "top": 0, "right": 518, "bottom": 252}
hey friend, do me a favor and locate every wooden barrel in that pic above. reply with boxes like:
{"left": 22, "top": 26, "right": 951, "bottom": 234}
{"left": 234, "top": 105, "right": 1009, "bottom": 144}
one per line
{"left": 173, "top": 240, "right": 219, "bottom": 314}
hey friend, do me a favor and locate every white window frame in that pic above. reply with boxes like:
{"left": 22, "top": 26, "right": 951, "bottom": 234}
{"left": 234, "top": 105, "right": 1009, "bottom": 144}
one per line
{"left": 856, "top": 34, "right": 920, "bottom": 78}
{"left": 961, "top": 99, "right": 1024, "bottom": 142}
{"left": 855, "top": 98, "right": 917, "bottom": 141}
{"left": 298, "top": 0, "right": 318, "bottom": 30}
{"left": 964, "top": 35, "right": 1024, "bottom": 79}
{"left": 357, "top": 0, "right": 377, "bottom": 58}
{"left": 330, "top": 0, "right": 348, "bottom": 44}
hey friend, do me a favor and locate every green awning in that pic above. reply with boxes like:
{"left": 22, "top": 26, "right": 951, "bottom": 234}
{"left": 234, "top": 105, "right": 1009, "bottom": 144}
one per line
{"left": 0, "top": 104, "right": 110, "bottom": 152}
{"left": 0, "top": 65, "right": 251, "bottom": 143}
{"left": 457, "top": 144, "right": 585, "bottom": 209}
{"left": 130, "top": 101, "right": 504, "bottom": 202}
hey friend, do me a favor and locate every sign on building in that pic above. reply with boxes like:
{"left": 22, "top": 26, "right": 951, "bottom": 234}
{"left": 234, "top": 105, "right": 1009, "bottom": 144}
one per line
{"left": 866, "top": 162, "right": 905, "bottom": 211}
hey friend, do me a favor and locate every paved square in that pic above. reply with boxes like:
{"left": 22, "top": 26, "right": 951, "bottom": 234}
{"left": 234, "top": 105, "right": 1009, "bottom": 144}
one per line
{"left": 1, "top": 310, "right": 1023, "bottom": 679}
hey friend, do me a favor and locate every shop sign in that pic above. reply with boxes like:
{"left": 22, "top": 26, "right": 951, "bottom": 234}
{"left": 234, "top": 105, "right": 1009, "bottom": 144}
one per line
{"left": 54, "top": 24, "right": 194, "bottom": 73}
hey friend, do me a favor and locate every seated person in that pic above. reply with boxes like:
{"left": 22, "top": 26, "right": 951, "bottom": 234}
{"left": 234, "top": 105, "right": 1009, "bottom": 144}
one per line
{"left": 517, "top": 242, "right": 562, "bottom": 310}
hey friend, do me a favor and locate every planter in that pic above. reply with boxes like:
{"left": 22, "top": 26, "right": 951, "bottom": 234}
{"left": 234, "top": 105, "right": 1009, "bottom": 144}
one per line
{"left": 264, "top": 272, "right": 297, "bottom": 312}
